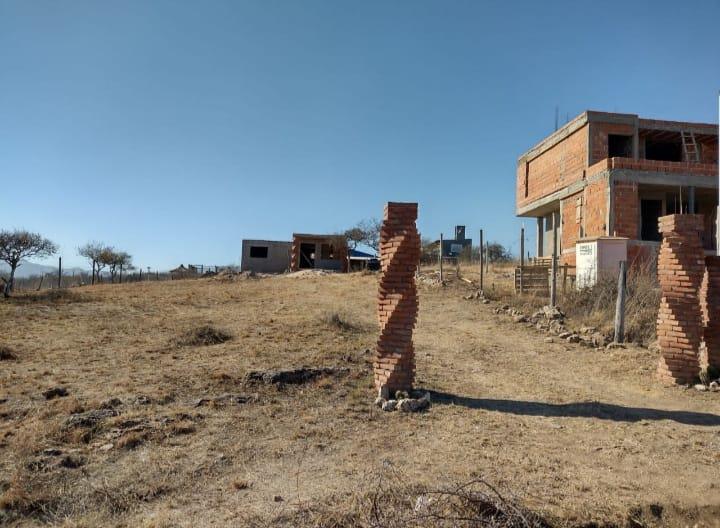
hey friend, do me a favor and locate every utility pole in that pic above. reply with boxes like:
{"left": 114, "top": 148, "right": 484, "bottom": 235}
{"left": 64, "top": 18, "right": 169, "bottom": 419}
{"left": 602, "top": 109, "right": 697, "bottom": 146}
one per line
{"left": 439, "top": 233, "right": 444, "bottom": 283}
{"left": 479, "top": 229, "right": 484, "bottom": 291}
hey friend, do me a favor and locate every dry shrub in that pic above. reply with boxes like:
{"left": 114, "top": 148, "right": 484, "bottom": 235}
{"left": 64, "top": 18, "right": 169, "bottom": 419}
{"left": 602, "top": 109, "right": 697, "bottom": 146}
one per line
{"left": 173, "top": 325, "right": 232, "bottom": 347}
{"left": 0, "top": 345, "right": 17, "bottom": 360}
{"left": 322, "top": 310, "right": 359, "bottom": 332}
{"left": 10, "top": 289, "right": 89, "bottom": 304}
{"left": 560, "top": 260, "right": 660, "bottom": 345}
{"left": 240, "top": 465, "right": 549, "bottom": 528}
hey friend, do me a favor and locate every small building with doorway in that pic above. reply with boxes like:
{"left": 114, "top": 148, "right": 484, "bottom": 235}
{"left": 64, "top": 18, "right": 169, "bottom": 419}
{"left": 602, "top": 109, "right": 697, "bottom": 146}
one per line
{"left": 516, "top": 110, "right": 718, "bottom": 266}
{"left": 240, "top": 240, "right": 292, "bottom": 273}
{"left": 291, "top": 234, "right": 348, "bottom": 272}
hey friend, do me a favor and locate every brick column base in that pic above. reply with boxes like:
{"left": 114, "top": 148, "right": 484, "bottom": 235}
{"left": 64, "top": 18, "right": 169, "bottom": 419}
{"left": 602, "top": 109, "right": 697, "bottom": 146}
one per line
{"left": 374, "top": 202, "right": 420, "bottom": 395}
{"left": 656, "top": 214, "right": 705, "bottom": 384}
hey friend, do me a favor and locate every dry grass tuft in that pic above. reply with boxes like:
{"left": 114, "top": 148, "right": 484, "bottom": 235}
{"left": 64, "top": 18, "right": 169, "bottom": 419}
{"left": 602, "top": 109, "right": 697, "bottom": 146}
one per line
{"left": 0, "top": 345, "right": 17, "bottom": 361}
{"left": 9, "top": 288, "right": 89, "bottom": 304}
{"left": 173, "top": 325, "right": 232, "bottom": 347}
{"left": 322, "top": 310, "right": 362, "bottom": 332}
{"left": 240, "top": 465, "right": 549, "bottom": 528}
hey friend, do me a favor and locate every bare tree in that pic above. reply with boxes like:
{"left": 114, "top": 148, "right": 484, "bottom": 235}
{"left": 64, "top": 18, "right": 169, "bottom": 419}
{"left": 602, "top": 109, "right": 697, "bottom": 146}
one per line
{"left": 344, "top": 218, "right": 381, "bottom": 253}
{"left": 108, "top": 251, "right": 132, "bottom": 282}
{"left": 78, "top": 242, "right": 110, "bottom": 285}
{"left": 0, "top": 230, "right": 58, "bottom": 297}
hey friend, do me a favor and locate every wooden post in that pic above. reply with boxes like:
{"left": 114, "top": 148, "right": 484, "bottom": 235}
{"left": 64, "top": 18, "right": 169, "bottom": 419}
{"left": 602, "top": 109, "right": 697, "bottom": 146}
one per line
{"left": 550, "top": 222, "right": 558, "bottom": 307}
{"left": 519, "top": 227, "right": 525, "bottom": 294}
{"left": 614, "top": 260, "right": 627, "bottom": 343}
{"left": 57, "top": 257, "right": 62, "bottom": 289}
{"left": 119, "top": 264, "right": 123, "bottom": 284}
{"left": 139, "top": 269, "right": 142, "bottom": 281}
{"left": 562, "top": 264, "right": 568, "bottom": 294}
{"left": 479, "top": 229, "right": 484, "bottom": 291}
{"left": 37, "top": 273, "right": 45, "bottom": 291}
{"left": 485, "top": 241, "right": 489, "bottom": 274}
{"left": 439, "top": 233, "right": 444, "bottom": 283}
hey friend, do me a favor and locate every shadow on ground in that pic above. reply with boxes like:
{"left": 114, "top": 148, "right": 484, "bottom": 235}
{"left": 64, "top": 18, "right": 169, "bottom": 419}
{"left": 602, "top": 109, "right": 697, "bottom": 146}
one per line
{"left": 427, "top": 390, "right": 720, "bottom": 426}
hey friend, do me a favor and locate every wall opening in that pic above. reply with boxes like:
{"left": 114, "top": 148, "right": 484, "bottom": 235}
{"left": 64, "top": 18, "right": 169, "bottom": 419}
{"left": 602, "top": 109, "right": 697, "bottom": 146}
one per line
{"left": 645, "top": 139, "right": 682, "bottom": 162}
{"left": 320, "top": 243, "right": 334, "bottom": 260}
{"left": 299, "top": 243, "right": 316, "bottom": 269}
{"left": 608, "top": 134, "right": 632, "bottom": 158}
{"left": 640, "top": 200, "right": 662, "bottom": 241}
{"left": 249, "top": 246, "right": 269, "bottom": 258}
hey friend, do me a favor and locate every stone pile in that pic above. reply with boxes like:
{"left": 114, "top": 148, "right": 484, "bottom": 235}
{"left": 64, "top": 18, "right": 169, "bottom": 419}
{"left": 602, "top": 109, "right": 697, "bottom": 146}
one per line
{"left": 656, "top": 214, "right": 705, "bottom": 384}
{"left": 374, "top": 202, "right": 421, "bottom": 397}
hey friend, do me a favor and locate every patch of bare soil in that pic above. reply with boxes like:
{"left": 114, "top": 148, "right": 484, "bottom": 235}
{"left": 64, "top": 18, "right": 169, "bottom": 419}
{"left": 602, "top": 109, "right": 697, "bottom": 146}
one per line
{"left": 1, "top": 273, "right": 719, "bottom": 527}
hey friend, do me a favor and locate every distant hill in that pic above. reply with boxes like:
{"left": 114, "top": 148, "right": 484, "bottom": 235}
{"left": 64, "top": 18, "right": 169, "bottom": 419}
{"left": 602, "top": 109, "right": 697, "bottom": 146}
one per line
{"left": 0, "top": 261, "right": 86, "bottom": 279}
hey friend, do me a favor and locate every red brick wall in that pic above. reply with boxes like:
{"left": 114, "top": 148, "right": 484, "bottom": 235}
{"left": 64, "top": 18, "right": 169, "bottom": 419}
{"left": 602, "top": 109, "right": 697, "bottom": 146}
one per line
{"left": 700, "top": 139, "right": 718, "bottom": 164}
{"left": 560, "top": 193, "right": 580, "bottom": 258}
{"left": 589, "top": 122, "right": 635, "bottom": 164}
{"left": 584, "top": 177, "right": 608, "bottom": 237}
{"left": 517, "top": 124, "right": 588, "bottom": 209}
{"left": 612, "top": 182, "right": 639, "bottom": 238}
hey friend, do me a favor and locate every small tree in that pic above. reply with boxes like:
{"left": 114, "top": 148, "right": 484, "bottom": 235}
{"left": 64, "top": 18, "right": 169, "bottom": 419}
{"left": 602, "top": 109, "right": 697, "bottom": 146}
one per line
{"left": 0, "top": 230, "right": 58, "bottom": 297}
{"left": 78, "top": 242, "right": 109, "bottom": 285}
{"left": 343, "top": 218, "right": 381, "bottom": 253}
{"left": 108, "top": 251, "right": 132, "bottom": 282}
{"left": 486, "top": 242, "right": 513, "bottom": 263}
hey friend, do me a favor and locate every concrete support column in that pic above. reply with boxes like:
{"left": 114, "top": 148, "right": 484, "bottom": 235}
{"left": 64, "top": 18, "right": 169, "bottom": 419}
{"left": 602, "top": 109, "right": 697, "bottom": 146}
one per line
{"left": 536, "top": 217, "right": 544, "bottom": 257}
{"left": 688, "top": 186, "right": 696, "bottom": 214}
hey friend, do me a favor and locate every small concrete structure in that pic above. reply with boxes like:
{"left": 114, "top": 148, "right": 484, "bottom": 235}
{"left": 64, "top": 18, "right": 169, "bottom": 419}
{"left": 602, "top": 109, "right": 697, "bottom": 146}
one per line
{"left": 291, "top": 234, "right": 348, "bottom": 272}
{"left": 575, "top": 236, "right": 628, "bottom": 288}
{"left": 241, "top": 240, "right": 291, "bottom": 273}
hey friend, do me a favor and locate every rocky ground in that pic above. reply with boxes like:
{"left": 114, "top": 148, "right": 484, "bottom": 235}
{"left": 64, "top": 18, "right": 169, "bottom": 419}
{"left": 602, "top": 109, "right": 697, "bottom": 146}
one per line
{"left": 1, "top": 270, "right": 720, "bottom": 527}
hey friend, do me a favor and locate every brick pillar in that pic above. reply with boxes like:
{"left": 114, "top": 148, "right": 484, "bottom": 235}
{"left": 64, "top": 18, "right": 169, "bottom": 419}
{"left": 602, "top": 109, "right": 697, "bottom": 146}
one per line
{"left": 700, "top": 256, "right": 720, "bottom": 371}
{"left": 374, "top": 202, "right": 420, "bottom": 396}
{"left": 656, "top": 214, "right": 705, "bottom": 384}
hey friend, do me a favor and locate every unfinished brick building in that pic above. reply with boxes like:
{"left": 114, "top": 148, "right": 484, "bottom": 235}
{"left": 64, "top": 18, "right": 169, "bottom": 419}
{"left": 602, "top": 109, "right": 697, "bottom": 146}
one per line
{"left": 516, "top": 111, "right": 719, "bottom": 265}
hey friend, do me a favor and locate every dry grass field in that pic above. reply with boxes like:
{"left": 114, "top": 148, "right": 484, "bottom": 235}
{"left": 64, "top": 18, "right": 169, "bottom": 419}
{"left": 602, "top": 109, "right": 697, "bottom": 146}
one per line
{"left": 2, "top": 270, "right": 720, "bottom": 527}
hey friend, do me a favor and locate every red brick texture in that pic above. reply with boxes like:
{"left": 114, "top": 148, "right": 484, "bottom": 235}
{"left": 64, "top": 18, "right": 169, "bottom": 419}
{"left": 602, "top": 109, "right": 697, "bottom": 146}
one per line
{"left": 700, "top": 256, "right": 720, "bottom": 371}
{"left": 612, "top": 182, "right": 639, "bottom": 238}
{"left": 374, "top": 202, "right": 420, "bottom": 394}
{"left": 656, "top": 214, "right": 705, "bottom": 384}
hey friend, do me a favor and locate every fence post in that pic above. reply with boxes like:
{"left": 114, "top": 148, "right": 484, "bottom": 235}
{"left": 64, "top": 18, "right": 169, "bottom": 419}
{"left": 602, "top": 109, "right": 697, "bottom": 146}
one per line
{"left": 57, "top": 257, "right": 62, "bottom": 289}
{"left": 519, "top": 227, "right": 524, "bottom": 295}
{"left": 479, "top": 229, "right": 484, "bottom": 291}
{"left": 550, "top": 222, "right": 558, "bottom": 307}
{"left": 614, "top": 260, "right": 627, "bottom": 343}
{"left": 562, "top": 264, "right": 568, "bottom": 294}
{"left": 439, "top": 233, "right": 444, "bottom": 283}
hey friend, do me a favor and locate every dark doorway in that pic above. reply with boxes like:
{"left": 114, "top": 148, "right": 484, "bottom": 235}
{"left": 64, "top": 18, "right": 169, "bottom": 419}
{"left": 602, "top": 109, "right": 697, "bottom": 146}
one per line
{"left": 608, "top": 135, "right": 632, "bottom": 158}
{"left": 299, "top": 243, "right": 315, "bottom": 269}
{"left": 640, "top": 200, "right": 662, "bottom": 241}
{"left": 645, "top": 139, "right": 682, "bottom": 162}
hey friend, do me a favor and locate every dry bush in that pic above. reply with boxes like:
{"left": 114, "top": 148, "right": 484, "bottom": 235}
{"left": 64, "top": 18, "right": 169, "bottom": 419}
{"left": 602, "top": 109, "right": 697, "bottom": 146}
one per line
{"left": 322, "top": 310, "right": 361, "bottom": 332}
{"left": 8, "top": 289, "right": 89, "bottom": 304}
{"left": 173, "top": 325, "right": 232, "bottom": 347}
{"left": 240, "top": 465, "right": 549, "bottom": 528}
{"left": 0, "top": 345, "right": 17, "bottom": 360}
{"left": 560, "top": 261, "right": 660, "bottom": 345}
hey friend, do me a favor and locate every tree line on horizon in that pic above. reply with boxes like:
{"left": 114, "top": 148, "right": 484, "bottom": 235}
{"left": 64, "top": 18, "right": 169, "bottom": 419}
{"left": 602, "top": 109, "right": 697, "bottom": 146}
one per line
{"left": 0, "top": 229, "right": 134, "bottom": 297}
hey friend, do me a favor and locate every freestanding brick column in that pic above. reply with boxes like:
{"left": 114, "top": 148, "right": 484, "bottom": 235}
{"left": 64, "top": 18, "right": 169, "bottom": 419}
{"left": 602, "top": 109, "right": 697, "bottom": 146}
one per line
{"left": 374, "top": 202, "right": 420, "bottom": 396}
{"left": 700, "top": 256, "right": 720, "bottom": 372}
{"left": 656, "top": 214, "right": 705, "bottom": 384}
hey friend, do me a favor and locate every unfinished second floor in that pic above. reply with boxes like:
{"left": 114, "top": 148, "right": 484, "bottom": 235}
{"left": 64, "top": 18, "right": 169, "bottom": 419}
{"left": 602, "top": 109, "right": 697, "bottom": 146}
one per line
{"left": 516, "top": 111, "right": 718, "bottom": 215}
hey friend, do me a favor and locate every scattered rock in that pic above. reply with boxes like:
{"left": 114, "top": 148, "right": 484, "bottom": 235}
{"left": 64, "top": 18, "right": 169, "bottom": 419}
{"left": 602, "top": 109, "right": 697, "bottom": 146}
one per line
{"left": 99, "top": 443, "right": 114, "bottom": 451}
{"left": 382, "top": 399, "right": 398, "bottom": 412}
{"left": 544, "top": 337, "right": 554, "bottom": 344}
{"left": 194, "top": 393, "right": 255, "bottom": 407}
{"left": 42, "top": 387, "right": 68, "bottom": 400}
{"left": 558, "top": 332, "right": 572, "bottom": 339}
{"left": 132, "top": 395, "right": 152, "bottom": 405}
{"left": 566, "top": 335, "right": 581, "bottom": 344}
{"left": 99, "top": 397, "right": 123, "bottom": 409}
{"left": 541, "top": 305, "right": 564, "bottom": 320}
{"left": 513, "top": 315, "right": 528, "bottom": 323}
{"left": 694, "top": 384, "right": 708, "bottom": 392}
{"left": 274, "top": 495, "right": 284, "bottom": 503}
{"left": 606, "top": 342, "right": 626, "bottom": 350}
{"left": 710, "top": 381, "right": 720, "bottom": 392}
{"left": 580, "top": 326, "right": 597, "bottom": 334}
{"left": 374, "top": 396, "right": 385, "bottom": 408}
{"left": 65, "top": 409, "right": 118, "bottom": 429}
{"left": 42, "top": 448, "right": 62, "bottom": 457}
{"left": 397, "top": 393, "right": 431, "bottom": 413}
{"left": 245, "top": 366, "right": 349, "bottom": 385}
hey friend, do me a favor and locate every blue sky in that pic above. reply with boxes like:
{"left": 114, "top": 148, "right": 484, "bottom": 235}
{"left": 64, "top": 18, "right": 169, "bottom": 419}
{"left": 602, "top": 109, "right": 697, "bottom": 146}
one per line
{"left": 1, "top": 0, "right": 719, "bottom": 270}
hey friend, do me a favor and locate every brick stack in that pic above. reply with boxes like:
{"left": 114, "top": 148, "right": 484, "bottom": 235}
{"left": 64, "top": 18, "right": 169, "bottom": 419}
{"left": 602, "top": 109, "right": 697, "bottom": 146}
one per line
{"left": 700, "top": 256, "right": 720, "bottom": 371}
{"left": 374, "top": 202, "right": 420, "bottom": 395}
{"left": 656, "top": 214, "right": 705, "bottom": 384}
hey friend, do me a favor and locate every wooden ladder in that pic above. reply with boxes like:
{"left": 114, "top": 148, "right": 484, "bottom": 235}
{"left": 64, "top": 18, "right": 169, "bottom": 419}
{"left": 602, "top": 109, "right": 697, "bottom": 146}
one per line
{"left": 681, "top": 131, "right": 700, "bottom": 162}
